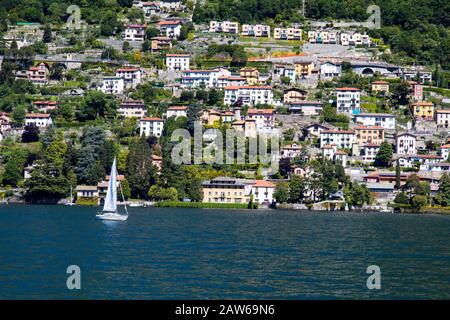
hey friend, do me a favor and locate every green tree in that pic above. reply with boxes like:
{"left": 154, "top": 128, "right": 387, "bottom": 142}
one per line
{"left": 126, "top": 137, "right": 156, "bottom": 199}
{"left": 289, "top": 175, "right": 305, "bottom": 203}
{"left": 21, "top": 124, "right": 40, "bottom": 143}
{"left": 394, "top": 192, "right": 410, "bottom": 205}
{"left": 395, "top": 160, "right": 401, "bottom": 189}
{"left": 43, "top": 24, "right": 52, "bottom": 43}
{"left": 411, "top": 195, "right": 428, "bottom": 211}
{"left": 274, "top": 181, "right": 289, "bottom": 203}
{"left": 374, "top": 141, "right": 393, "bottom": 167}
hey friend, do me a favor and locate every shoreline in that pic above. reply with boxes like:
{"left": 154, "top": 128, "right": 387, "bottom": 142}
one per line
{"left": 1, "top": 201, "right": 449, "bottom": 215}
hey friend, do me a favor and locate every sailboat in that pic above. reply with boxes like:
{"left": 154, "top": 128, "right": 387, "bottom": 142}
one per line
{"left": 65, "top": 185, "right": 76, "bottom": 206}
{"left": 95, "top": 158, "right": 128, "bottom": 221}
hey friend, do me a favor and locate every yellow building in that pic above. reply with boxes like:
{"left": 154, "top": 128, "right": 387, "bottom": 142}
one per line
{"left": 371, "top": 80, "right": 389, "bottom": 93}
{"left": 355, "top": 125, "right": 385, "bottom": 145}
{"left": 239, "top": 67, "right": 260, "bottom": 85}
{"left": 202, "top": 177, "right": 253, "bottom": 204}
{"left": 412, "top": 101, "right": 434, "bottom": 120}
{"left": 200, "top": 109, "right": 221, "bottom": 126}
{"left": 294, "top": 61, "right": 314, "bottom": 78}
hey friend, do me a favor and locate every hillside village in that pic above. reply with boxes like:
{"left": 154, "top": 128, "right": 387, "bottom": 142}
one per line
{"left": 0, "top": 0, "right": 449, "bottom": 212}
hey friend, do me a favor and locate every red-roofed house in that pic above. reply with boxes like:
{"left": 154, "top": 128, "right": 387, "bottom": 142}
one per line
{"left": 115, "top": 67, "right": 142, "bottom": 88}
{"left": 246, "top": 108, "right": 275, "bottom": 132}
{"left": 124, "top": 24, "right": 146, "bottom": 42}
{"left": 251, "top": 180, "right": 275, "bottom": 205}
{"left": 158, "top": 20, "right": 182, "bottom": 38}
{"left": 166, "top": 53, "right": 190, "bottom": 71}
{"left": 166, "top": 106, "right": 188, "bottom": 118}
{"left": 25, "top": 113, "right": 53, "bottom": 127}
{"left": 33, "top": 101, "right": 58, "bottom": 113}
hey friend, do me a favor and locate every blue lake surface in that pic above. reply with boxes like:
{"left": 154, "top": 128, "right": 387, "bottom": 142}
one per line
{"left": 0, "top": 205, "right": 449, "bottom": 299}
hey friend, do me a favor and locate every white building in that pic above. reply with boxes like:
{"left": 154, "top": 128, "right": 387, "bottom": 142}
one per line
{"left": 336, "top": 87, "right": 361, "bottom": 114}
{"left": 166, "top": 53, "right": 190, "bottom": 71}
{"left": 217, "top": 76, "right": 246, "bottom": 88}
{"left": 320, "top": 130, "right": 356, "bottom": 149}
{"left": 139, "top": 117, "right": 164, "bottom": 137}
{"left": 308, "top": 30, "right": 338, "bottom": 44}
{"left": 181, "top": 68, "right": 231, "bottom": 88}
{"left": 166, "top": 106, "right": 188, "bottom": 118}
{"left": 118, "top": 100, "right": 146, "bottom": 118}
{"left": 251, "top": 180, "right": 275, "bottom": 205}
{"left": 115, "top": 67, "right": 142, "bottom": 89}
{"left": 209, "top": 21, "right": 239, "bottom": 34}
{"left": 282, "top": 143, "right": 302, "bottom": 159}
{"left": 100, "top": 76, "right": 124, "bottom": 95}
{"left": 159, "top": 0, "right": 182, "bottom": 12}
{"left": 158, "top": 20, "right": 182, "bottom": 38}
{"left": 439, "top": 144, "right": 450, "bottom": 160}
{"left": 360, "top": 143, "right": 380, "bottom": 162}
{"left": 396, "top": 133, "right": 416, "bottom": 155}
{"left": 354, "top": 113, "right": 396, "bottom": 130}
{"left": 224, "top": 86, "right": 274, "bottom": 106}
{"left": 246, "top": 109, "right": 275, "bottom": 132}
{"left": 273, "top": 28, "right": 302, "bottom": 40}
{"left": 320, "top": 62, "right": 342, "bottom": 79}
{"left": 241, "top": 24, "right": 270, "bottom": 37}
{"left": 25, "top": 113, "right": 53, "bottom": 127}
{"left": 137, "top": 2, "right": 161, "bottom": 17}
{"left": 124, "top": 24, "right": 146, "bottom": 42}
{"left": 340, "top": 32, "right": 371, "bottom": 46}
{"left": 435, "top": 109, "right": 450, "bottom": 129}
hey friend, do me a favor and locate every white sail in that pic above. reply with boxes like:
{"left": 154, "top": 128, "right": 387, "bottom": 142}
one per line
{"left": 102, "top": 158, "right": 117, "bottom": 212}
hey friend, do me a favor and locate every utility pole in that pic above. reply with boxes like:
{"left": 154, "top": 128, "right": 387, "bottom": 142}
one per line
{"left": 302, "top": 0, "right": 306, "bottom": 18}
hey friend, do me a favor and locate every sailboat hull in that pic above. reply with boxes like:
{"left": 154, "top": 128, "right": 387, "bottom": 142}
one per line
{"left": 95, "top": 212, "right": 128, "bottom": 221}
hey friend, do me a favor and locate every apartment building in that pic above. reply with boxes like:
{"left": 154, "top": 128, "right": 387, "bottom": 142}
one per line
{"left": 246, "top": 108, "right": 275, "bottom": 132}
{"left": 223, "top": 86, "right": 274, "bottom": 106}
{"left": 319, "top": 61, "right": 342, "bottom": 79}
{"left": 118, "top": 100, "right": 146, "bottom": 118}
{"left": 283, "top": 88, "right": 307, "bottom": 103}
{"left": 27, "top": 62, "right": 48, "bottom": 85}
{"left": 336, "top": 87, "right": 361, "bottom": 114}
{"left": 100, "top": 77, "right": 124, "bottom": 95}
{"left": 181, "top": 68, "right": 231, "bottom": 88}
{"left": 115, "top": 67, "right": 142, "bottom": 89}
{"left": 396, "top": 133, "right": 417, "bottom": 155}
{"left": 360, "top": 143, "right": 381, "bottom": 162}
{"left": 354, "top": 125, "right": 385, "bottom": 145}
{"left": 273, "top": 28, "right": 302, "bottom": 40}
{"left": 436, "top": 109, "right": 450, "bottom": 128}
{"left": 320, "top": 130, "right": 356, "bottom": 149}
{"left": 412, "top": 101, "right": 434, "bottom": 120}
{"left": 165, "top": 53, "right": 190, "bottom": 71}
{"left": 354, "top": 113, "right": 396, "bottom": 130}
{"left": 124, "top": 24, "right": 146, "bottom": 41}
{"left": 217, "top": 76, "right": 246, "bottom": 88}
{"left": 25, "top": 113, "right": 53, "bottom": 127}
{"left": 158, "top": 20, "right": 182, "bottom": 38}
{"left": 241, "top": 24, "right": 270, "bottom": 37}
{"left": 209, "top": 21, "right": 239, "bottom": 34}
{"left": 150, "top": 36, "right": 172, "bottom": 52}
{"left": 166, "top": 106, "right": 188, "bottom": 118}
{"left": 340, "top": 32, "right": 371, "bottom": 46}
{"left": 294, "top": 61, "right": 315, "bottom": 78}
{"left": 239, "top": 67, "right": 260, "bottom": 85}
{"left": 308, "top": 30, "right": 338, "bottom": 44}
{"left": 139, "top": 117, "right": 164, "bottom": 137}
{"left": 202, "top": 177, "right": 253, "bottom": 204}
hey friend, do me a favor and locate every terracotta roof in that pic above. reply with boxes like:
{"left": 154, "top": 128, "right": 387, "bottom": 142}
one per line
{"left": 141, "top": 117, "right": 163, "bottom": 121}
{"left": 322, "top": 130, "right": 354, "bottom": 134}
{"left": 356, "top": 113, "right": 395, "bottom": 117}
{"left": 336, "top": 87, "right": 360, "bottom": 91}
{"left": 116, "top": 68, "right": 140, "bottom": 72}
{"left": 159, "top": 20, "right": 181, "bottom": 25}
{"left": 441, "top": 144, "right": 450, "bottom": 149}
{"left": 224, "top": 85, "right": 272, "bottom": 90}
{"left": 168, "top": 106, "right": 188, "bottom": 110}
{"left": 412, "top": 101, "right": 433, "bottom": 106}
{"left": 33, "top": 101, "right": 57, "bottom": 105}
{"left": 151, "top": 155, "right": 162, "bottom": 161}
{"left": 166, "top": 53, "right": 190, "bottom": 57}
{"left": 106, "top": 175, "right": 125, "bottom": 181}
{"left": 436, "top": 109, "right": 450, "bottom": 114}
{"left": 247, "top": 108, "right": 275, "bottom": 115}
{"left": 362, "top": 143, "right": 381, "bottom": 148}
{"left": 26, "top": 113, "right": 51, "bottom": 118}
{"left": 354, "top": 125, "right": 384, "bottom": 130}
{"left": 253, "top": 180, "right": 275, "bottom": 188}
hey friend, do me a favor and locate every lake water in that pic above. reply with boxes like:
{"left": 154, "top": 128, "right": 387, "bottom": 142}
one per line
{"left": 0, "top": 205, "right": 449, "bottom": 299}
